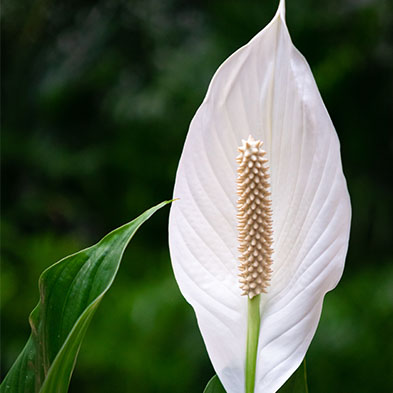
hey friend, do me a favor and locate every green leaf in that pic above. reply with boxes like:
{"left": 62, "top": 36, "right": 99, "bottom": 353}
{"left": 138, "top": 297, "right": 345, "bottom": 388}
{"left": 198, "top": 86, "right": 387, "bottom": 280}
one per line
{"left": 1, "top": 201, "right": 171, "bottom": 393}
{"left": 277, "top": 358, "right": 309, "bottom": 393}
{"left": 203, "top": 358, "right": 308, "bottom": 393}
{"left": 203, "top": 375, "right": 226, "bottom": 393}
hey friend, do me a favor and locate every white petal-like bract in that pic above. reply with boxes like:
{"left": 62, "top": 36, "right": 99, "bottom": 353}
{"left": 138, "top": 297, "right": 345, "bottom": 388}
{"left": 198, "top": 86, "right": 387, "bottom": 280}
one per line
{"left": 168, "top": 1, "right": 351, "bottom": 392}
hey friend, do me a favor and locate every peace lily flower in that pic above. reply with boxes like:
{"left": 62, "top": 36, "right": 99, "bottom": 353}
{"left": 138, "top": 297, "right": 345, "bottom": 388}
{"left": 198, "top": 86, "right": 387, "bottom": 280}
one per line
{"left": 168, "top": 1, "right": 351, "bottom": 393}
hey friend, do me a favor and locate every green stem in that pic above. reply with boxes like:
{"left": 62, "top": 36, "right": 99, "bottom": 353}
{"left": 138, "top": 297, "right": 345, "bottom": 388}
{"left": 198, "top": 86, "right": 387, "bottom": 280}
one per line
{"left": 245, "top": 295, "right": 261, "bottom": 393}
{"left": 303, "top": 358, "right": 309, "bottom": 393}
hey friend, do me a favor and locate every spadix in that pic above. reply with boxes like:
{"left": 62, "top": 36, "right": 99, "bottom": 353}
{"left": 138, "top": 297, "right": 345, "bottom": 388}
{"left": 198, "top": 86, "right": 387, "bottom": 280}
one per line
{"left": 237, "top": 136, "right": 273, "bottom": 299}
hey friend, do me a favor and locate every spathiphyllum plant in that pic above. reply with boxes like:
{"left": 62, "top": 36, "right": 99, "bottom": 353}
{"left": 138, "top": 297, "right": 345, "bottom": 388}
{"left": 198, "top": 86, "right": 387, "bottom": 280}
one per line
{"left": 168, "top": 1, "right": 351, "bottom": 392}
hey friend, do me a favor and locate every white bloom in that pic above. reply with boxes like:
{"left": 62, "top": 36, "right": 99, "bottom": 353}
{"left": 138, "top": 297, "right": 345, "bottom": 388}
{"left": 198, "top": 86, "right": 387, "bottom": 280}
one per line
{"left": 168, "top": 1, "right": 351, "bottom": 392}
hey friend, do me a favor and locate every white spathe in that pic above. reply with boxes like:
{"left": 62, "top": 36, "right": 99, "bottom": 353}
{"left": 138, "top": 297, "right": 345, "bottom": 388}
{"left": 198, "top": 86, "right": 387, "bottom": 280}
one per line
{"left": 168, "top": 1, "right": 351, "bottom": 392}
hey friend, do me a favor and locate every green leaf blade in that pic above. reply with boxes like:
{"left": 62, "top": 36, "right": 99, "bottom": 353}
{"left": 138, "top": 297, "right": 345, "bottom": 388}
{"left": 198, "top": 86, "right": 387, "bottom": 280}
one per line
{"left": 203, "top": 375, "right": 226, "bottom": 393}
{"left": 1, "top": 201, "right": 171, "bottom": 393}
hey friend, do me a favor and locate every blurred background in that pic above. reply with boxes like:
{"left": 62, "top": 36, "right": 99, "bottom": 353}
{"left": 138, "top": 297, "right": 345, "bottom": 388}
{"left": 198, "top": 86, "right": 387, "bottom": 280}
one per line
{"left": 1, "top": 0, "right": 393, "bottom": 391}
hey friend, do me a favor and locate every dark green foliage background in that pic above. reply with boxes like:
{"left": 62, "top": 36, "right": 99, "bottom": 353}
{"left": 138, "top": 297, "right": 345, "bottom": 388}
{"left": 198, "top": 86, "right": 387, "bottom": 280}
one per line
{"left": 2, "top": 0, "right": 392, "bottom": 392}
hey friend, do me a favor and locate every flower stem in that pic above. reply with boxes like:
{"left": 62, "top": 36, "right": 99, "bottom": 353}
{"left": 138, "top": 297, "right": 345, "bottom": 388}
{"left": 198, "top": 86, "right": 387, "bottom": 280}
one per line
{"left": 245, "top": 294, "right": 261, "bottom": 393}
{"left": 303, "top": 358, "right": 309, "bottom": 393}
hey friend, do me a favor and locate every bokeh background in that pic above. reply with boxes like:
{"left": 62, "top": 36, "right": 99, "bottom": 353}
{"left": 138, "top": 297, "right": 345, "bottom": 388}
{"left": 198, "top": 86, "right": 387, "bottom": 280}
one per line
{"left": 2, "top": 0, "right": 393, "bottom": 392}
